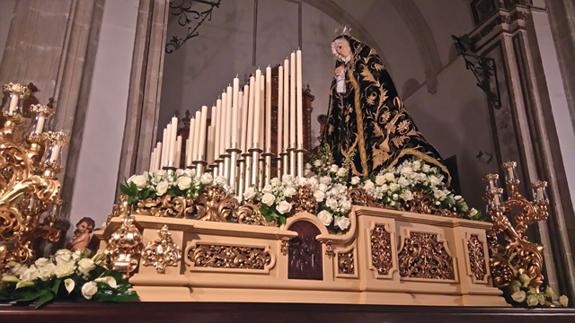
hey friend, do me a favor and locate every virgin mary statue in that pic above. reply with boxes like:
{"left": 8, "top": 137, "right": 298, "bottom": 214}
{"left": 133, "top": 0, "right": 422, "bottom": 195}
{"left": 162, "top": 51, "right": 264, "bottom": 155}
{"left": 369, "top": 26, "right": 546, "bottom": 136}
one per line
{"left": 323, "top": 33, "right": 451, "bottom": 183}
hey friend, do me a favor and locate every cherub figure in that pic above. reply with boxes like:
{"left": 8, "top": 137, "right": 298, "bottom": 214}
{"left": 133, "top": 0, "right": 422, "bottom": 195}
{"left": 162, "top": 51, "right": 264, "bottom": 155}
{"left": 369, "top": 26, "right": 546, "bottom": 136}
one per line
{"left": 68, "top": 217, "right": 95, "bottom": 253}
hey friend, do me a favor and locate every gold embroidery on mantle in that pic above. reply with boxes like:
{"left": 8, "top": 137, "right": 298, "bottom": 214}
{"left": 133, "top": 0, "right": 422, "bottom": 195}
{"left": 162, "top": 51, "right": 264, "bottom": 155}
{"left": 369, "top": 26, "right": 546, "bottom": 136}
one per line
{"left": 370, "top": 224, "right": 393, "bottom": 275}
{"left": 337, "top": 249, "right": 355, "bottom": 275}
{"left": 397, "top": 231, "right": 455, "bottom": 280}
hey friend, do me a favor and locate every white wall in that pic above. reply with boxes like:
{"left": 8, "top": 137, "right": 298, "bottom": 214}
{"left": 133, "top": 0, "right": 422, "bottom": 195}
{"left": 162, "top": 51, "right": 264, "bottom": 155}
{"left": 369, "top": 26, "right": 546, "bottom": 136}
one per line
{"left": 67, "top": 0, "right": 139, "bottom": 229}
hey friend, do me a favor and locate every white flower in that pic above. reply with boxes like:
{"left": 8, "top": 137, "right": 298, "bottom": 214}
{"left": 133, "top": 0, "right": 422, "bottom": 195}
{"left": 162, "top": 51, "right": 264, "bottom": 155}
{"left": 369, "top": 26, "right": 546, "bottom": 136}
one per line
{"left": 329, "top": 165, "right": 339, "bottom": 173}
{"left": 325, "top": 198, "right": 338, "bottom": 210}
{"left": 412, "top": 160, "right": 422, "bottom": 171}
{"left": 313, "top": 159, "right": 322, "bottom": 167}
{"left": 64, "top": 278, "right": 75, "bottom": 294}
{"left": 340, "top": 200, "right": 352, "bottom": 212}
{"left": 383, "top": 172, "right": 395, "bottom": 182}
{"left": 72, "top": 250, "right": 82, "bottom": 261}
{"left": 335, "top": 216, "right": 351, "bottom": 230}
{"left": 526, "top": 294, "right": 539, "bottom": 307}
{"left": 351, "top": 176, "right": 360, "bottom": 185}
{"left": 81, "top": 281, "right": 98, "bottom": 300}
{"left": 389, "top": 183, "right": 399, "bottom": 191}
{"left": 392, "top": 193, "right": 399, "bottom": 200}
{"left": 284, "top": 186, "right": 297, "bottom": 198}
{"left": 261, "top": 193, "right": 276, "bottom": 206}
{"left": 55, "top": 262, "right": 76, "bottom": 278}
{"left": 336, "top": 168, "right": 348, "bottom": 178}
{"left": 400, "top": 190, "right": 414, "bottom": 201}
{"left": 200, "top": 173, "right": 213, "bottom": 185}
{"left": 77, "top": 258, "right": 96, "bottom": 276}
{"left": 317, "top": 210, "right": 333, "bottom": 226}
{"left": 319, "top": 176, "right": 332, "bottom": 185}
{"left": 55, "top": 249, "right": 73, "bottom": 265}
{"left": 429, "top": 175, "right": 442, "bottom": 186}
{"left": 243, "top": 186, "right": 257, "bottom": 200}
{"left": 214, "top": 176, "right": 227, "bottom": 186}
{"left": 156, "top": 181, "right": 169, "bottom": 196}
{"left": 276, "top": 201, "right": 292, "bottom": 215}
{"left": 560, "top": 295, "right": 569, "bottom": 307}
{"left": 8, "top": 262, "right": 26, "bottom": 276}
{"left": 422, "top": 164, "right": 431, "bottom": 173}
{"left": 398, "top": 176, "right": 410, "bottom": 187}
{"left": 94, "top": 276, "right": 118, "bottom": 289}
{"left": 314, "top": 190, "right": 325, "bottom": 202}
{"left": 363, "top": 180, "right": 375, "bottom": 193}
{"left": 128, "top": 175, "right": 147, "bottom": 190}
{"left": 375, "top": 175, "right": 386, "bottom": 186}
{"left": 270, "top": 177, "right": 281, "bottom": 186}
{"left": 176, "top": 176, "right": 192, "bottom": 190}
{"left": 433, "top": 189, "right": 448, "bottom": 201}
{"left": 318, "top": 183, "right": 328, "bottom": 192}
{"left": 511, "top": 290, "right": 526, "bottom": 303}
{"left": 34, "top": 258, "right": 50, "bottom": 268}
{"left": 400, "top": 166, "right": 413, "bottom": 176}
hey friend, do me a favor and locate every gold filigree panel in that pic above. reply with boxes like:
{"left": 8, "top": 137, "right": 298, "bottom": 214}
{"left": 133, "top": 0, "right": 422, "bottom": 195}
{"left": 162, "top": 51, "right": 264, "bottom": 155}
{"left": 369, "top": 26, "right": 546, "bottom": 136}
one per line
{"left": 466, "top": 234, "right": 488, "bottom": 283}
{"left": 142, "top": 225, "right": 182, "bottom": 273}
{"left": 337, "top": 249, "right": 355, "bottom": 276}
{"left": 186, "top": 243, "right": 273, "bottom": 272}
{"left": 397, "top": 231, "right": 455, "bottom": 281}
{"left": 370, "top": 224, "right": 393, "bottom": 276}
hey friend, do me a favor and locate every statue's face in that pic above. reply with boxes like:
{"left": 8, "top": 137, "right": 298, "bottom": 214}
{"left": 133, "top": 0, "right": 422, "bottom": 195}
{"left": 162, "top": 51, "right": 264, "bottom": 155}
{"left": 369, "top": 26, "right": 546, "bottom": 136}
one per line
{"left": 332, "top": 38, "right": 352, "bottom": 61}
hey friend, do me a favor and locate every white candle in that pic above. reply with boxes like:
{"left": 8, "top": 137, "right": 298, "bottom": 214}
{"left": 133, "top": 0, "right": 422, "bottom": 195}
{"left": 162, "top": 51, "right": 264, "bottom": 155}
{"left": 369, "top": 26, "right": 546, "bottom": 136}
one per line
{"left": 215, "top": 99, "right": 222, "bottom": 159}
{"left": 35, "top": 115, "right": 46, "bottom": 134}
{"left": 149, "top": 148, "right": 156, "bottom": 172}
{"left": 253, "top": 70, "right": 262, "bottom": 149}
{"left": 219, "top": 93, "right": 227, "bottom": 156}
{"left": 259, "top": 74, "right": 265, "bottom": 150}
{"left": 290, "top": 52, "right": 296, "bottom": 148}
{"left": 232, "top": 78, "right": 240, "bottom": 149}
{"left": 198, "top": 105, "right": 208, "bottom": 160}
{"left": 8, "top": 94, "right": 18, "bottom": 114}
{"left": 175, "top": 135, "right": 182, "bottom": 168}
{"left": 155, "top": 142, "right": 162, "bottom": 171}
{"left": 224, "top": 86, "right": 232, "bottom": 151}
{"left": 277, "top": 66, "right": 284, "bottom": 154}
{"left": 241, "top": 84, "right": 250, "bottom": 153}
{"left": 168, "top": 117, "right": 178, "bottom": 167}
{"left": 193, "top": 110, "right": 201, "bottom": 161}
{"left": 187, "top": 118, "right": 196, "bottom": 166}
{"left": 161, "top": 127, "right": 168, "bottom": 168}
{"left": 247, "top": 76, "right": 256, "bottom": 149}
{"left": 237, "top": 90, "right": 244, "bottom": 151}
{"left": 283, "top": 59, "right": 290, "bottom": 152}
{"left": 207, "top": 124, "right": 214, "bottom": 165}
{"left": 265, "top": 66, "right": 272, "bottom": 153}
{"left": 49, "top": 144, "right": 61, "bottom": 162}
{"left": 296, "top": 50, "right": 304, "bottom": 149}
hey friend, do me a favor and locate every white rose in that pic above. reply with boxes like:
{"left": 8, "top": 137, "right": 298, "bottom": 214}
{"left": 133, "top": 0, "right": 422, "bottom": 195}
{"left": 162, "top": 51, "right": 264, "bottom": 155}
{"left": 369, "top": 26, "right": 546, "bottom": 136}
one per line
{"left": 422, "top": 164, "right": 431, "bottom": 173}
{"left": 128, "top": 175, "right": 147, "bottom": 190}
{"left": 400, "top": 166, "right": 413, "bottom": 176}
{"left": 19, "top": 266, "right": 39, "bottom": 281}
{"left": 176, "top": 176, "right": 192, "bottom": 190}
{"left": 319, "top": 176, "right": 332, "bottom": 185}
{"left": 336, "top": 168, "right": 348, "bottom": 178}
{"left": 412, "top": 160, "right": 422, "bottom": 171}
{"left": 55, "top": 249, "right": 73, "bottom": 265}
{"left": 363, "top": 180, "right": 375, "bottom": 192}
{"left": 8, "top": 262, "right": 26, "bottom": 276}
{"left": 64, "top": 278, "right": 75, "bottom": 294}
{"left": 37, "top": 263, "right": 56, "bottom": 281}
{"left": 325, "top": 198, "right": 338, "bottom": 210}
{"left": 156, "top": 181, "right": 169, "bottom": 196}
{"left": 340, "top": 200, "right": 352, "bottom": 212}
{"left": 72, "top": 250, "right": 82, "bottom": 261}
{"left": 375, "top": 175, "right": 386, "bottom": 186}
{"left": 351, "top": 176, "right": 360, "bottom": 185}
{"left": 429, "top": 175, "right": 442, "bottom": 186}
{"left": 200, "top": 173, "right": 213, "bottom": 185}
{"left": 34, "top": 257, "right": 50, "bottom": 268}
{"left": 276, "top": 201, "right": 292, "bottom": 215}
{"left": 317, "top": 210, "right": 333, "bottom": 226}
{"left": 383, "top": 172, "right": 395, "bottom": 182}
{"left": 94, "top": 276, "right": 118, "bottom": 289}
{"left": 284, "top": 186, "right": 297, "bottom": 198}
{"left": 270, "top": 177, "right": 281, "bottom": 186}
{"left": 81, "top": 281, "right": 98, "bottom": 300}
{"left": 261, "top": 193, "right": 276, "bottom": 206}
{"left": 318, "top": 183, "right": 328, "bottom": 192}
{"left": 313, "top": 159, "right": 322, "bottom": 167}
{"left": 313, "top": 190, "right": 325, "bottom": 202}
{"left": 392, "top": 193, "right": 399, "bottom": 200}
{"left": 243, "top": 186, "right": 257, "bottom": 200}
{"left": 389, "top": 183, "right": 399, "bottom": 191}
{"left": 329, "top": 165, "right": 339, "bottom": 173}
{"left": 214, "top": 176, "right": 227, "bottom": 186}
{"left": 77, "top": 258, "right": 96, "bottom": 276}
{"left": 400, "top": 190, "right": 414, "bottom": 201}
{"left": 335, "top": 216, "right": 351, "bottom": 230}
{"left": 398, "top": 177, "right": 410, "bottom": 187}
{"left": 55, "top": 262, "right": 76, "bottom": 278}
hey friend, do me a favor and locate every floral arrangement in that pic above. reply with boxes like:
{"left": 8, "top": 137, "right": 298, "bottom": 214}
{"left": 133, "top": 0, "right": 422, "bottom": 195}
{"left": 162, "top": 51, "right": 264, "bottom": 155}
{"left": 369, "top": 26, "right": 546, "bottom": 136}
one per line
{"left": 0, "top": 250, "right": 138, "bottom": 308}
{"left": 120, "top": 169, "right": 226, "bottom": 205}
{"left": 505, "top": 272, "right": 568, "bottom": 308}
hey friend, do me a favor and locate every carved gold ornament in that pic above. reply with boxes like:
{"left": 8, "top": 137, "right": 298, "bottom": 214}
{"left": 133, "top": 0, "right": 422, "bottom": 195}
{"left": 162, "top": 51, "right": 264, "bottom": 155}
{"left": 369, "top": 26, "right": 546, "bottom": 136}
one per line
{"left": 142, "top": 225, "right": 182, "bottom": 273}
{"left": 187, "top": 243, "right": 272, "bottom": 270}
{"left": 337, "top": 249, "right": 355, "bottom": 275}
{"left": 136, "top": 194, "right": 191, "bottom": 218}
{"left": 466, "top": 234, "right": 488, "bottom": 282}
{"left": 105, "top": 200, "right": 144, "bottom": 278}
{"left": 291, "top": 185, "right": 318, "bottom": 214}
{"left": 0, "top": 83, "right": 65, "bottom": 268}
{"left": 484, "top": 161, "right": 549, "bottom": 290}
{"left": 397, "top": 231, "right": 455, "bottom": 280}
{"left": 370, "top": 224, "right": 393, "bottom": 275}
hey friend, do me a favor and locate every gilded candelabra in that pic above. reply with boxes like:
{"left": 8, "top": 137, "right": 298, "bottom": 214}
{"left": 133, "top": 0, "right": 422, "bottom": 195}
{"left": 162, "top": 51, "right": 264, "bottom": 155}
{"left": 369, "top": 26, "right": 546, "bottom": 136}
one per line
{"left": 484, "top": 161, "right": 550, "bottom": 290}
{"left": 0, "top": 82, "right": 68, "bottom": 268}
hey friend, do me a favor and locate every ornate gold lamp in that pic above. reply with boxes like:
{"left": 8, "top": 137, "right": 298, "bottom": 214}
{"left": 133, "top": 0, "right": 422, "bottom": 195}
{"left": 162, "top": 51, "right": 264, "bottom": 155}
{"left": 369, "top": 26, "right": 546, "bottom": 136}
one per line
{"left": 0, "top": 82, "right": 68, "bottom": 268}
{"left": 484, "top": 161, "right": 550, "bottom": 290}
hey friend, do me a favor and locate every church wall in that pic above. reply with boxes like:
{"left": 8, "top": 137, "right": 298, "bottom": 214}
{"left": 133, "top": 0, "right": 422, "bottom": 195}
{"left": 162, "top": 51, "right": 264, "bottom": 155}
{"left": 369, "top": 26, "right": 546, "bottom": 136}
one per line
{"left": 0, "top": 0, "right": 16, "bottom": 63}
{"left": 67, "top": 0, "right": 139, "bottom": 229}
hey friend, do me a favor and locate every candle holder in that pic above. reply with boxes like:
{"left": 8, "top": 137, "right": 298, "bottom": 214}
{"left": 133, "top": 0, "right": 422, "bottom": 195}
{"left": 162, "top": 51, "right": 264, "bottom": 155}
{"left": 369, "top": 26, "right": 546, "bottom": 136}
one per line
{"left": 262, "top": 151, "right": 273, "bottom": 187}
{"left": 227, "top": 148, "right": 241, "bottom": 193}
{"left": 281, "top": 151, "right": 289, "bottom": 176}
{"left": 0, "top": 82, "right": 64, "bottom": 268}
{"left": 296, "top": 147, "right": 306, "bottom": 178}
{"left": 249, "top": 147, "right": 262, "bottom": 189}
{"left": 484, "top": 160, "right": 550, "bottom": 290}
{"left": 193, "top": 160, "right": 207, "bottom": 177}
{"left": 287, "top": 147, "right": 297, "bottom": 176}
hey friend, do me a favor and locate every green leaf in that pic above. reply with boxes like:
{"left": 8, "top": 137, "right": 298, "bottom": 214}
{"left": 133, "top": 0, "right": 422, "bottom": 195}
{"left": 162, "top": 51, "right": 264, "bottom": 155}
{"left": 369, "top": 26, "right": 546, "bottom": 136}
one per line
{"left": 51, "top": 278, "right": 62, "bottom": 295}
{"left": 33, "top": 290, "right": 55, "bottom": 309}
{"left": 120, "top": 183, "right": 130, "bottom": 195}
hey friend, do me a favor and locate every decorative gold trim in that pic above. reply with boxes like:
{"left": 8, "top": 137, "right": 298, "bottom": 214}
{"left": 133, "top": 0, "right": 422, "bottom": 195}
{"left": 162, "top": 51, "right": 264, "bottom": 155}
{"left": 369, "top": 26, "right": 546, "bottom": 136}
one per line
{"left": 397, "top": 231, "right": 455, "bottom": 281}
{"left": 105, "top": 198, "right": 143, "bottom": 278}
{"left": 466, "top": 234, "right": 488, "bottom": 283}
{"left": 337, "top": 248, "right": 355, "bottom": 275}
{"left": 187, "top": 243, "right": 272, "bottom": 271}
{"left": 370, "top": 224, "right": 393, "bottom": 276}
{"left": 142, "top": 225, "right": 182, "bottom": 274}
{"left": 348, "top": 68, "right": 369, "bottom": 177}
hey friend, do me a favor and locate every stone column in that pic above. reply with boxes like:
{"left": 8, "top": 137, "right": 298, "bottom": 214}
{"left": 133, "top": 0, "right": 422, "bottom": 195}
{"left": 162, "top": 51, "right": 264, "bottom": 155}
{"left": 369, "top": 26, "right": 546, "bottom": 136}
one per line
{"left": 468, "top": 0, "right": 575, "bottom": 298}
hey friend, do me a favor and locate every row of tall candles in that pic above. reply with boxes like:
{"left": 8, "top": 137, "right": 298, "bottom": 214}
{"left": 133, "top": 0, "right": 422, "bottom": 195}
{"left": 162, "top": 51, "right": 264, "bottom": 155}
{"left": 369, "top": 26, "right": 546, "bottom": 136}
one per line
{"left": 149, "top": 50, "right": 305, "bottom": 197}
